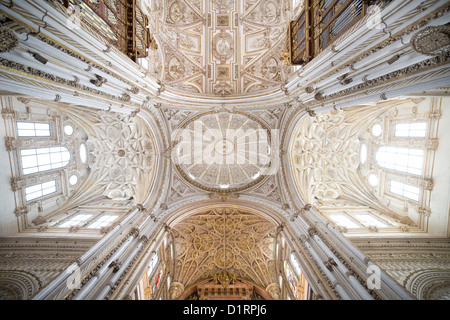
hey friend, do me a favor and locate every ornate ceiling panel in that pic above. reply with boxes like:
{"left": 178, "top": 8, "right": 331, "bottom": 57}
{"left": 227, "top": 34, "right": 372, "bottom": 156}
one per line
{"left": 289, "top": 109, "right": 361, "bottom": 203}
{"left": 171, "top": 207, "right": 277, "bottom": 290}
{"left": 81, "top": 110, "right": 157, "bottom": 203}
{"left": 148, "top": 0, "right": 295, "bottom": 96}
{"left": 172, "top": 111, "right": 272, "bottom": 192}
{"left": 288, "top": 104, "right": 412, "bottom": 212}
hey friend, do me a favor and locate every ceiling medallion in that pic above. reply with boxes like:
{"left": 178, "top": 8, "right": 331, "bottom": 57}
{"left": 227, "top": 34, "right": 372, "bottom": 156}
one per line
{"left": 173, "top": 111, "right": 276, "bottom": 193}
{"left": 212, "top": 31, "right": 234, "bottom": 61}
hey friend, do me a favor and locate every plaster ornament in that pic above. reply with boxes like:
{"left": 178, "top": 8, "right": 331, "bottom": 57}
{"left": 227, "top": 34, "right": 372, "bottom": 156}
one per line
{"left": 173, "top": 111, "right": 272, "bottom": 193}
{"left": 0, "top": 26, "right": 18, "bottom": 53}
{"left": 169, "top": 281, "right": 184, "bottom": 300}
{"left": 265, "top": 283, "right": 281, "bottom": 300}
{"left": 172, "top": 208, "right": 277, "bottom": 290}
{"left": 411, "top": 24, "right": 450, "bottom": 56}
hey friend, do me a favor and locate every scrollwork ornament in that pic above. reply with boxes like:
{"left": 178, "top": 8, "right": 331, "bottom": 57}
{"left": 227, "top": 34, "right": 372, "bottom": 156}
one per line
{"left": 0, "top": 26, "right": 18, "bottom": 53}
{"left": 411, "top": 25, "right": 450, "bottom": 56}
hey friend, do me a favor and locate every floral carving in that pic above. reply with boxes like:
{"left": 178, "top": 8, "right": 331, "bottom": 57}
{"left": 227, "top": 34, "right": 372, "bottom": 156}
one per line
{"left": 0, "top": 26, "right": 18, "bottom": 53}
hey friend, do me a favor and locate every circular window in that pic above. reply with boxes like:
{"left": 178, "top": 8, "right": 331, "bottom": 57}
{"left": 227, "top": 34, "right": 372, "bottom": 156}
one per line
{"left": 64, "top": 124, "right": 74, "bottom": 136}
{"left": 69, "top": 175, "right": 78, "bottom": 185}
{"left": 79, "top": 143, "right": 87, "bottom": 163}
{"left": 371, "top": 124, "right": 382, "bottom": 137}
{"left": 368, "top": 174, "right": 378, "bottom": 186}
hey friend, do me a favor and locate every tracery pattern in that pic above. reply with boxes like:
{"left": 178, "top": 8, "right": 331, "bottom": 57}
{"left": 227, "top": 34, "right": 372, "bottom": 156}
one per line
{"left": 86, "top": 111, "right": 157, "bottom": 203}
{"left": 290, "top": 109, "right": 361, "bottom": 202}
{"left": 172, "top": 208, "right": 277, "bottom": 290}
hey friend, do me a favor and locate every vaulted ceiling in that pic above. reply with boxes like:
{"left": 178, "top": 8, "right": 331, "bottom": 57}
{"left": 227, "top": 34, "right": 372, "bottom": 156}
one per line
{"left": 171, "top": 207, "right": 278, "bottom": 291}
{"left": 147, "top": 0, "right": 295, "bottom": 96}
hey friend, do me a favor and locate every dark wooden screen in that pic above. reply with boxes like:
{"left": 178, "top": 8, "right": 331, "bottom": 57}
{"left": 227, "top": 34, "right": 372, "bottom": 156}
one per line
{"left": 53, "top": 0, "right": 151, "bottom": 62}
{"left": 288, "top": 0, "right": 392, "bottom": 65}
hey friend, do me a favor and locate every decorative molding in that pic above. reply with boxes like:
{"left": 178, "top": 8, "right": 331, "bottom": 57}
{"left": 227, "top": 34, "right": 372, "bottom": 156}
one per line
{"left": 0, "top": 26, "right": 18, "bottom": 53}
{"left": 411, "top": 24, "right": 450, "bottom": 56}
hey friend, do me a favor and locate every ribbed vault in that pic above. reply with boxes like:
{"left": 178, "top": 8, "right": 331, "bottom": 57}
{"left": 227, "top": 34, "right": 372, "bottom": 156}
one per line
{"left": 170, "top": 207, "right": 278, "bottom": 292}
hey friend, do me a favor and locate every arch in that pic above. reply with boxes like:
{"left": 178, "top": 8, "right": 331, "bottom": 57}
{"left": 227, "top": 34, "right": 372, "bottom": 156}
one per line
{"left": 136, "top": 198, "right": 313, "bottom": 300}
{"left": 163, "top": 199, "right": 286, "bottom": 229}
{"left": 404, "top": 269, "right": 450, "bottom": 300}
{"left": 0, "top": 270, "right": 43, "bottom": 300}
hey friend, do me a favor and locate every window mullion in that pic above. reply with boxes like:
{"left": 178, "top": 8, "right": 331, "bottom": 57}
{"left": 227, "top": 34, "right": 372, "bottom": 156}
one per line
{"left": 83, "top": 211, "right": 105, "bottom": 228}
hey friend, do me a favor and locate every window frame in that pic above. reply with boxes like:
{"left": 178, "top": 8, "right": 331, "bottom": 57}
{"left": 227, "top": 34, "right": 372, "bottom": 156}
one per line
{"left": 24, "top": 180, "right": 57, "bottom": 202}
{"left": 393, "top": 121, "right": 427, "bottom": 139}
{"left": 375, "top": 146, "right": 424, "bottom": 176}
{"left": 16, "top": 121, "right": 51, "bottom": 138}
{"left": 86, "top": 214, "right": 119, "bottom": 229}
{"left": 20, "top": 146, "right": 71, "bottom": 175}
{"left": 388, "top": 180, "right": 421, "bottom": 202}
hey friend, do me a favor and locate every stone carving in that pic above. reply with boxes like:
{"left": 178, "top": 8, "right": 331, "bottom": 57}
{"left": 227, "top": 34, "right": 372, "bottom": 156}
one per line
{"left": 411, "top": 24, "right": 450, "bottom": 56}
{"left": 81, "top": 110, "right": 157, "bottom": 203}
{"left": 171, "top": 208, "right": 277, "bottom": 291}
{"left": 32, "top": 216, "right": 47, "bottom": 226}
{"left": 0, "top": 26, "right": 18, "bottom": 53}
{"left": 290, "top": 109, "right": 360, "bottom": 202}
{"left": 169, "top": 281, "right": 184, "bottom": 300}
{"left": 265, "top": 283, "right": 281, "bottom": 300}
{"left": 326, "top": 54, "right": 449, "bottom": 102}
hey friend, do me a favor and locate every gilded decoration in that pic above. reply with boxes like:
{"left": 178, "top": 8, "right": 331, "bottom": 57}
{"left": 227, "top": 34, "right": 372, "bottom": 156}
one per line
{"left": 171, "top": 208, "right": 278, "bottom": 290}
{"left": 0, "top": 26, "right": 18, "bottom": 53}
{"left": 149, "top": 0, "right": 294, "bottom": 96}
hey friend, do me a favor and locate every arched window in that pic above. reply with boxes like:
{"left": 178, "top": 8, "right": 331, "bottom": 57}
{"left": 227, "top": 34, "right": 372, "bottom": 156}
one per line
{"left": 20, "top": 146, "right": 71, "bottom": 175}
{"left": 376, "top": 146, "right": 424, "bottom": 175}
